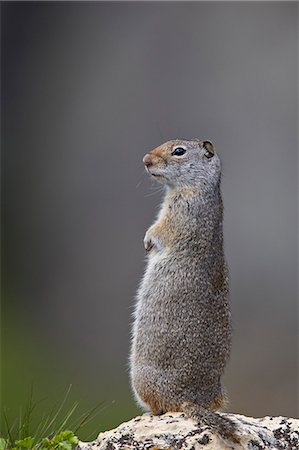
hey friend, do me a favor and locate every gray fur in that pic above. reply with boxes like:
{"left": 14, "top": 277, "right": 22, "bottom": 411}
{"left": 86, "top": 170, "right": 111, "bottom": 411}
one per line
{"left": 130, "top": 139, "right": 235, "bottom": 440}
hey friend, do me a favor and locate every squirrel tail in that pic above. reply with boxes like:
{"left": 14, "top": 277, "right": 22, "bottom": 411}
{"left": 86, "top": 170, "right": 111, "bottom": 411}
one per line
{"left": 180, "top": 402, "right": 240, "bottom": 444}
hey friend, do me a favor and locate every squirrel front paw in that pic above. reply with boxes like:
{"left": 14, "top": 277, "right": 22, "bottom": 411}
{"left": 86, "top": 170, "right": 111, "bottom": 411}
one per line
{"left": 144, "top": 233, "right": 154, "bottom": 253}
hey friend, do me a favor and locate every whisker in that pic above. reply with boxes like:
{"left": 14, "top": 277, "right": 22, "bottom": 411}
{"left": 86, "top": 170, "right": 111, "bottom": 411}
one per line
{"left": 135, "top": 170, "right": 147, "bottom": 189}
{"left": 144, "top": 184, "right": 164, "bottom": 197}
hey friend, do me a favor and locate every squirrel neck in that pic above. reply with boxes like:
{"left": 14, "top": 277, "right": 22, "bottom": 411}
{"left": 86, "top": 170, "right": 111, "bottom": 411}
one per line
{"left": 161, "top": 182, "right": 224, "bottom": 254}
{"left": 165, "top": 181, "right": 222, "bottom": 213}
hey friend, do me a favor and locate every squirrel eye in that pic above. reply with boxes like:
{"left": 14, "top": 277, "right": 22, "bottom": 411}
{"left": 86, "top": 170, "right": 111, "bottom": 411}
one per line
{"left": 204, "top": 150, "right": 214, "bottom": 159}
{"left": 172, "top": 147, "right": 186, "bottom": 156}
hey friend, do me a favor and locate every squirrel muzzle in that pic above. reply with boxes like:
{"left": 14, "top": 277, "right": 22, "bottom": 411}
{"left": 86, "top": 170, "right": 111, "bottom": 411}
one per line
{"left": 143, "top": 154, "right": 154, "bottom": 168}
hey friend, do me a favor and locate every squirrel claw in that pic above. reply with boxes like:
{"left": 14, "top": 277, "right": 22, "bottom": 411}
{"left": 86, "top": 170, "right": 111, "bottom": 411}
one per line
{"left": 144, "top": 235, "right": 154, "bottom": 253}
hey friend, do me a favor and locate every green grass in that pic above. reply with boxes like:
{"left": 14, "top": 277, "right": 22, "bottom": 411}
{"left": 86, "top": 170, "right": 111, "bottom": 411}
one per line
{"left": 0, "top": 430, "right": 78, "bottom": 450}
{"left": 1, "top": 386, "right": 106, "bottom": 450}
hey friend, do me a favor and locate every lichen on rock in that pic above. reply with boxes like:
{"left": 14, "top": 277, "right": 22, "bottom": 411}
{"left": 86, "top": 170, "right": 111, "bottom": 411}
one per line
{"left": 77, "top": 412, "right": 299, "bottom": 450}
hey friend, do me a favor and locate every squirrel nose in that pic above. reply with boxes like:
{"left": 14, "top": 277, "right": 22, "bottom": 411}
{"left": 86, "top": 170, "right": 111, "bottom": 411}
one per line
{"left": 143, "top": 154, "right": 153, "bottom": 168}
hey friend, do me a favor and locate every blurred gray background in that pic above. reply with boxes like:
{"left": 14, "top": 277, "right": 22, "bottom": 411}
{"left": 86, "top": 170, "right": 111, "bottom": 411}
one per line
{"left": 1, "top": 1, "right": 298, "bottom": 436}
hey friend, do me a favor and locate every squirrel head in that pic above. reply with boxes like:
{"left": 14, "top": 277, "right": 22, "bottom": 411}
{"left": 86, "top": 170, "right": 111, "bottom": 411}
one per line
{"left": 143, "top": 139, "right": 221, "bottom": 189}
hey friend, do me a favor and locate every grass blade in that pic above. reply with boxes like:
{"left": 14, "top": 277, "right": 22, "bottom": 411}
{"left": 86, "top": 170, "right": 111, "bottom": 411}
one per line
{"left": 39, "top": 385, "right": 72, "bottom": 437}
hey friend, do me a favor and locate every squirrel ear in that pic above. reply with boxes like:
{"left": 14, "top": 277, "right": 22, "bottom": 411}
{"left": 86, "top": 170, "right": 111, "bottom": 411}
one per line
{"left": 202, "top": 140, "right": 215, "bottom": 155}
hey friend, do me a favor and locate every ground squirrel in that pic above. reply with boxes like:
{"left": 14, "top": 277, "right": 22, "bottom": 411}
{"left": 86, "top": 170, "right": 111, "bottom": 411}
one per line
{"left": 130, "top": 139, "right": 238, "bottom": 443}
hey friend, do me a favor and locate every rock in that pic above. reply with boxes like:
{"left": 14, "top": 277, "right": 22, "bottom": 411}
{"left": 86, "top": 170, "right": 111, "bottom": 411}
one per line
{"left": 77, "top": 412, "right": 299, "bottom": 450}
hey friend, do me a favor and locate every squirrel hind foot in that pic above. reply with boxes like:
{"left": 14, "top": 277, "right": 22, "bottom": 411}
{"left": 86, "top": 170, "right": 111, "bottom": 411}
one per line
{"left": 180, "top": 402, "right": 240, "bottom": 444}
{"left": 145, "top": 397, "right": 167, "bottom": 416}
